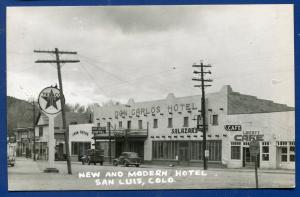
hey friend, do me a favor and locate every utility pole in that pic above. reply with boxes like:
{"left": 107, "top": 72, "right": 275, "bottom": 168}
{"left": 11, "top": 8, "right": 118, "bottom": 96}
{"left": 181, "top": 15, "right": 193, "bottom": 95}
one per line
{"left": 108, "top": 122, "right": 112, "bottom": 164}
{"left": 32, "top": 100, "right": 36, "bottom": 161}
{"left": 34, "top": 48, "right": 80, "bottom": 174}
{"left": 192, "top": 61, "right": 212, "bottom": 170}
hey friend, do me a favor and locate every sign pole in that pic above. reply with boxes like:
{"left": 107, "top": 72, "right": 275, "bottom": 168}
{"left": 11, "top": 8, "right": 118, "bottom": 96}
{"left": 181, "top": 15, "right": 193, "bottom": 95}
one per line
{"left": 255, "top": 155, "right": 259, "bottom": 188}
{"left": 48, "top": 116, "right": 55, "bottom": 168}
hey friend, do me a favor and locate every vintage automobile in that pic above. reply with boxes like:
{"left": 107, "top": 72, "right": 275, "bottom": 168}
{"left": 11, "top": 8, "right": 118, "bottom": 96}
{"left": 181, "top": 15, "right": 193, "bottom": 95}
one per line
{"left": 81, "top": 149, "right": 104, "bottom": 165}
{"left": 113, "top": 152, "right": 141, "bottom": 167}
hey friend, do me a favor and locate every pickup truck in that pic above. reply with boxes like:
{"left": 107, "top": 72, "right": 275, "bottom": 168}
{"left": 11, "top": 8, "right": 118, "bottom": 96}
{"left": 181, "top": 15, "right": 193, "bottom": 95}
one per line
{"left": 81, "top": 149, "right": 104, "bottom": 165}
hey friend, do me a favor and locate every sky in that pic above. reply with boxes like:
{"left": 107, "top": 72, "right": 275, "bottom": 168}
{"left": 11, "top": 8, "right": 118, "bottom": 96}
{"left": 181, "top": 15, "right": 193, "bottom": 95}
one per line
{"left": 6, "top": 4, "right": 295, "bottom": 107}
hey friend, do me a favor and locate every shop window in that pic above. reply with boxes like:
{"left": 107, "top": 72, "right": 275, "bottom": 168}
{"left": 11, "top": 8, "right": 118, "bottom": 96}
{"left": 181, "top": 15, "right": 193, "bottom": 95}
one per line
{"left": 39, "top": 127, "right": 43, "bottom": 137}
{"left": 183, "top": 117, "right": 189, "bottom": 127}
{"left": 119, "top": 121, "right": 122, "bottom": 129}
{"left": 210, "top": 115, "right": 218, "bottom": 125}
{"left": 153, "top": 119, "right": 158, "bottom": 128}
{"left": 71, "top": 142, "right": 91, "bottom": 155}
{"left": 152, "top": 141, "right": 178, "bottom": 160}
{"left": 231, "top": 142, "right": 241, "bottom": 160}
{"left": 262, "top": 142, "right": 270, "bottom": 161}
{"left": 138, "top": 120, "right": 143, "bottom": 129}
{"left": 168, "top": 118, "right": 173, "bottom": 128}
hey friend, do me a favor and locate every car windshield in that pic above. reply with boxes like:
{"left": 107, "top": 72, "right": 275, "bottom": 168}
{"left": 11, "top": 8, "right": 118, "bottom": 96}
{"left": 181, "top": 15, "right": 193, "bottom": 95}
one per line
{"left": 128, "top": 153, "right": 138, "bottom": 158}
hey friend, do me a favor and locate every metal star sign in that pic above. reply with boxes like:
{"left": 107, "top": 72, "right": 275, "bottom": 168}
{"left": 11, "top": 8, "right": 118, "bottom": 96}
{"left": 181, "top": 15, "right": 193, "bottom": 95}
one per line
{"left": 38, "top": 86, "right": 62, "bottom": 115}
{"left": 42, "top": 89, "right": 60, "bottom": 110}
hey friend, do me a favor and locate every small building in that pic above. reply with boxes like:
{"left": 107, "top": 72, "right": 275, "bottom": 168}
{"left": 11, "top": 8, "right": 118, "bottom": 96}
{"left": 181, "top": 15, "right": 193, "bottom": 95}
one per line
{"left": 13, "top": 127, "right": 34, "bottom": 158}
{"left": 92, "top": 85, "right": 294, "bottom": 169}
{"left": 34, "top": 112, "right": 91, "bottom": 160}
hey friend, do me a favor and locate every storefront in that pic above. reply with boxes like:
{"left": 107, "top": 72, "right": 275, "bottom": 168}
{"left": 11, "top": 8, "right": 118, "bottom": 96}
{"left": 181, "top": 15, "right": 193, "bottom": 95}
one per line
{"left": 91, "top": 85, "right": 294, "bottom": 169}
{"left": 69, "top": 124, "right": 94, "bottom": 161}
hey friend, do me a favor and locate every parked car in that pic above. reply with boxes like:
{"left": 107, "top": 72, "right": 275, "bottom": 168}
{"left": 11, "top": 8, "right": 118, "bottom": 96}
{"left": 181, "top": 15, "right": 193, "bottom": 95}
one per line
{"left": 113, "top": 152, "right": 141, "bottom": 167}
{"left": 7, "top": 156, "right": 15, "bottom": 167}
{"left": 81, "top": 149, "right": 104, "bottom": 165}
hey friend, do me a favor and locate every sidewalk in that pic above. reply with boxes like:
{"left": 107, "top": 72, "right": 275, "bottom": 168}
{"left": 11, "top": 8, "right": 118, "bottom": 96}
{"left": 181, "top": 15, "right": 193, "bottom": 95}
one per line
{"left": 44, "top": 158, "right": 295, "bottom": 174}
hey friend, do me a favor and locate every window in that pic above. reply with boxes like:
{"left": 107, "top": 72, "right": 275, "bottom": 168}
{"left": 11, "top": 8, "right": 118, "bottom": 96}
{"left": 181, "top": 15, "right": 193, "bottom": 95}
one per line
{"left": 153, "top": 119, "right": 158, "bottom": 128}
{"left": 39, "top": 127, "right": 43, "bottom": 137}
{"left": 183, "top": 117, "right": 189, "bottom": 127}
{"left": 290, "top": 146, "right": 295, "bottom": 162}
{"left": 138, "top": 120, "right": 143, "bottom": 129}
{"left": 168, "top": 118, "right": 173, "bottom": 128}
{"left": 119, "top": 121, "right": 122, "bottom": 128}
{"left": 262, "top": 142, "right": 270, "bottom": 161}
{"left": 278, "top": 141, "right": 295, "bottom": 163}
{"left": 190, "top": 140, "right": 222, "bottom": 161}
{"left": 231, "top": 142, "right": 241, "bottom": 160}
{"left": 281, "top": 147, "right": 288, "bottom": 162}
{"left": 97, "top": 123, "right": 100, "bottom": 127}
{"left": 127, "top": 121, "right": 131, "bottom": 129}
{"left": 71, "top": 142, "right": 91, "bottom": 155}
{"left": 212, "top": 115, "right": 218, "bottom": 125}
{"left": 152, "top": 141, "right": 179, "bottom": 160}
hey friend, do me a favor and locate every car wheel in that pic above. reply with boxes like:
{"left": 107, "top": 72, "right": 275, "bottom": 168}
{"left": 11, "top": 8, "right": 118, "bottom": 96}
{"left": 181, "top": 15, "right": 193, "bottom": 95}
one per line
{"left": 113, "top": 161, "right": 118, "bottom": 166}
{"left": 11, "top": 164, "right": 14, "bottom": 167}
{"left": 82, "top": 161, "right": 85, "bottom": 165}
{"left": 88, "top": 161, "right": 91, "bottom": 165}
{"left": 136, "top": 164, "right": 140, "bottom": 167}
{"left": 125, "top": 161, "right": 129, "bottom": 167}
{"left": 100, "top": 162, "right": 103, "bottom": 166}
{"left": 94, "top": 162, "right": 96, "bottom": 165}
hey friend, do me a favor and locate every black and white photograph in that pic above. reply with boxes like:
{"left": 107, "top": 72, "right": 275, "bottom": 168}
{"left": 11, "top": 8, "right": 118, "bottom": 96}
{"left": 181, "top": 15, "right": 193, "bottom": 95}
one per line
{"left": 6, "top": 4, "right": 295, "bottom": 190}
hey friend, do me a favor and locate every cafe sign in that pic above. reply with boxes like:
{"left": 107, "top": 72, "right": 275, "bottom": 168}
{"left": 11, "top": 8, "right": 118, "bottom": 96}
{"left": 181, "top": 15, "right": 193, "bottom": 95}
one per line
{"left": 234, "top": 131, "right": 264, "bottom": 141}
{"left": 225, "top": 125, "right": 242, "bottom": 131}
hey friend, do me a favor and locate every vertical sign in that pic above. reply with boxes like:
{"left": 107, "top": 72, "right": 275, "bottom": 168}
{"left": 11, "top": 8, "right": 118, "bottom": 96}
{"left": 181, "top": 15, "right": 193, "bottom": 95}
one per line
{"left": 38, "top": 86, "right": 62, "bottom": 173}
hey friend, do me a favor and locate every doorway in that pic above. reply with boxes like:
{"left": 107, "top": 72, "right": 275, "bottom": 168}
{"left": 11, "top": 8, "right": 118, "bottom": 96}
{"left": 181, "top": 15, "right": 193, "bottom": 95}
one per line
{"left": 243, "top": 147, "right": 260, "bottom": 168}
{"left": 179, "top": 142, "right": 189, "bottom": 163}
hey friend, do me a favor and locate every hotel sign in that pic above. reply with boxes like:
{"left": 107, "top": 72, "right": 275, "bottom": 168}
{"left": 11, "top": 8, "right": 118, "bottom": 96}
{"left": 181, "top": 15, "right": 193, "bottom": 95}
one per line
{"left": 225, "top": 125, "right": 242, "bottom": 131}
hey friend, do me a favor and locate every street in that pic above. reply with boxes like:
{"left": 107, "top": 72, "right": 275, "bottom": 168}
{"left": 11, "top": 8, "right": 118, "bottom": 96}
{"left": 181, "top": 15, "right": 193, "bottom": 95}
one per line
{"left": 8, "top": 157, "right": 295, "bottom": 190}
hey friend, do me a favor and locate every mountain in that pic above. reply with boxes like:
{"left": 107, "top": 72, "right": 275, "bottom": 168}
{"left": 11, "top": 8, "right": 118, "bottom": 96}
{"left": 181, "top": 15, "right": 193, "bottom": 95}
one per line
{"left": 7, "top": 96, "right": 38, "bottom": 134}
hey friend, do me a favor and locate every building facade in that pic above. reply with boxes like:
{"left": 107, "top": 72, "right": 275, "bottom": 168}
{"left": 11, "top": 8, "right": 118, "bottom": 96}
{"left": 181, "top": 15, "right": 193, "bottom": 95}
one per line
{"left": 34, "top": 112, "right": 91, "bottom": 160}
{"left": 92, "top": 85, "right": 294, "bottom": 169}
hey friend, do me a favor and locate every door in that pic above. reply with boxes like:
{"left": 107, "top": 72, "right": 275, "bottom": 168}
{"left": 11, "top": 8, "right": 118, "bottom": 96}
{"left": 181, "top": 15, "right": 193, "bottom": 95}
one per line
{"left": 243, "top": 147, "right": 260, "bottom": 168}
{"left": 179, "top": 142, "right": 189, "bottom": 163}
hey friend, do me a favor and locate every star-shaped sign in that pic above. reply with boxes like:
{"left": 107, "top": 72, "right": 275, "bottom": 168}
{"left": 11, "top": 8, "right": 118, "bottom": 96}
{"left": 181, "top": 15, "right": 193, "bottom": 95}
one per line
{"left": 42, "top": 89, "right": 61, "bottom": 110}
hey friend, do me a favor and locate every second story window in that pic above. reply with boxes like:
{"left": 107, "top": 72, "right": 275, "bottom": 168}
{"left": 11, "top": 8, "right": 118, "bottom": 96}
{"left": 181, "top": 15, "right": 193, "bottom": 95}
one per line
{"left": 183, "top": 117, "right": 189, "bottom": 127}
{"left": 119, "top": 121, "right": 122, "bottom": 128}
{"left": 127, "top": 121, "right": 131, "bottom": 129}
{"left": 168, "top": 118, "right": 173, "bottom": 128}
{"left": 39, "top": 127, "right": 43, "bottom": 137}
{"left": 212, "top": 115, "right": 218, "bottom": 126}
{"left": 153, "top": 119, "right": 158, "bottom": 128}
{"left": 138, "top": 120, "right": 143, "bottom": 129}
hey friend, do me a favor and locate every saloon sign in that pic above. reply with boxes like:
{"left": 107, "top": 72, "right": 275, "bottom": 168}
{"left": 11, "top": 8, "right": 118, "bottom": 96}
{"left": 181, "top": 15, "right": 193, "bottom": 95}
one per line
{"left": 38, "top": 86, "right": 62, "bottom": 115}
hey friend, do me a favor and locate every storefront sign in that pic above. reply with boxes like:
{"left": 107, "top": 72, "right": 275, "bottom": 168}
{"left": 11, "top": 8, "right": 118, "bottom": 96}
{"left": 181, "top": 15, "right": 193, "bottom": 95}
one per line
{"left": 171, "top": 127, "right": 199, "bottom": 134}
{"left": 225, "top": 125, "right": 242, "bottom": 131}
{"left": 234, "top": 131, "right": 264, "bottom": 141}
{"left": 38, "top": 86, "right": 62, "bottom": 115}
{"left": 92, "top": 127, "right": 106, "bottom": 134}
{"left": 114, "top": 103, "right": 198, "bottom": 118}
{"left": 72, "top": 130, "right": 89, "bottom": 137}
